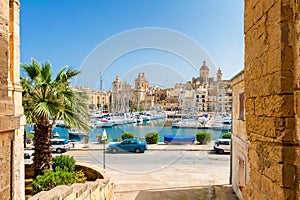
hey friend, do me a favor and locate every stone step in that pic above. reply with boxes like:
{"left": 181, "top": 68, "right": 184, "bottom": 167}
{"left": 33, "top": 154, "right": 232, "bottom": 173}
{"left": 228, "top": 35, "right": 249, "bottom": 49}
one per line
{"left": 25, "top": 179, "right": 33, "bottom": 184}
{"left": 25, "top": 179, "right": 33, "bottom": 196}
{"left": 25, "top": 194, "right": 32, "bottom": 200}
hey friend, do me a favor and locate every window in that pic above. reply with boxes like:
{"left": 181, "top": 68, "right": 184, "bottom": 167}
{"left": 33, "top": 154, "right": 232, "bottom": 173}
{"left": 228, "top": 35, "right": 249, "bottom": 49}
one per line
{"left": 239, "top": 157, "right": 246, "bottom": 189}
{"left": 221, "top": 141, "right": 230, "bottom": 145}
{"left": 239, "top": 93, "right": 245, "bottom": 120}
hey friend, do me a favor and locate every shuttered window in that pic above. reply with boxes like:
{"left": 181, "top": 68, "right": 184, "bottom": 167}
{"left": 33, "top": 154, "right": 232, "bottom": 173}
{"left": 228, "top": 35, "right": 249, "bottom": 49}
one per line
{"left": 239, "top": 93, "right": 245, "bottom": 120}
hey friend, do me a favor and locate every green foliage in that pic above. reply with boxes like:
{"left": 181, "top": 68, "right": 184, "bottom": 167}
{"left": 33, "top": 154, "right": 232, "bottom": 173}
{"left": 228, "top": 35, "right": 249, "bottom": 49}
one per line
{"left": 222, "top": 133, "right": 231, "bottom": 139}
{"left": 21, "top": 59, "right": 91, "bottom": 132}
{"left": 89, "top": 104, "right": 96, "bottom": 110}
{"left": 21, "top": 59, "right": 91, "bottom": 176}
{"left": 32, "top": 155, "right": 87, "bottom": 195}
{"left": 97, "top": 133, "right": 110, "bottom": 144}
{"left": 52, "top": 155, "right": 75, "bottom": 172}
{"left": 26, "top": 133, "right": 34, "bottom": 142}
{"left": 31, "top": 168, "right": 86, "bottom": 195}
{"left": 196, "top": 132, "right": 212, "bottom": 144}
{"left": 74, "top": 170, "right": 87, "bottom": 183}
{"left": 145, "top": 132, "right": 159, "bottom": 144}
{"left": 131, "top": 105, "right": 138, "bottom": 112}
{"left": 121, "top": 132, "right": 134, "bottom": 140}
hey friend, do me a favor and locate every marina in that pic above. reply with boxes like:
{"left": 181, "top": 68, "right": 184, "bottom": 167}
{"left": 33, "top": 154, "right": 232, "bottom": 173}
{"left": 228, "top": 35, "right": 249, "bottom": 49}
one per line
{"left": 26, "top": 118, "right": 230, "bottom": 143}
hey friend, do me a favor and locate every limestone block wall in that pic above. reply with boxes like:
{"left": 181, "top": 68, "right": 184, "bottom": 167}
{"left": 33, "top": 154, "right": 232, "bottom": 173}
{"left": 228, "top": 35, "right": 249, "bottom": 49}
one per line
{"left": 244, "top": 0, "right": 299, "bottom": 199}
{"left": 231, "top": 71, "right": 249, "bottom": 200}
{"left": 0, "top": 0, "right": 24, "bottom": 199}
{"left": 28, "top": 163, "right": 115, "bottom": 200}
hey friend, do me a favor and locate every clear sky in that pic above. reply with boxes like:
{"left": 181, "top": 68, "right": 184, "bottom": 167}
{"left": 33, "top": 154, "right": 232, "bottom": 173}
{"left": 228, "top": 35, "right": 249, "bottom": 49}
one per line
{"left": 20, "top": 0, "right": 244, "bottom": 90}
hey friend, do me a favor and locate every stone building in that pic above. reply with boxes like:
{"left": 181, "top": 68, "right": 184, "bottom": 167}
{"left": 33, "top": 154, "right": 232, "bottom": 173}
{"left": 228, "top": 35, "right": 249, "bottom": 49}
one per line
{"left": 74, "top": 86, "right": 111, "bottom": 110}
{"left": 111, "top": 75, "right": 133, "bottom": 112}
{"left": 183, "top": 60, "right": 232, "bottom": 113}
{"left": 111, "top": 75, "right": 123, "bottom": 112}
{"left": 199, "top": 60, "right": 209, "bottom": 83}
{"left": 0, "top": 0, "right": 25, "bottom": 199}
{"left": 231, "top": 71, "right": 249, "bottom": 199}
{"left": 134, "top": 72, "right": 149, "bottom": 109}
{"left": 232, "top": 1, "right": 300, "bottom": 199}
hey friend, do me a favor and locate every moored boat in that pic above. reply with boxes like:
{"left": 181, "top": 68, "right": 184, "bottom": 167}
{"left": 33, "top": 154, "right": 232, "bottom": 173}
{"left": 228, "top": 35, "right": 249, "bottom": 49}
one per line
{"left": 68, "top": 129, "right": 88, "bottom": 139}
{"left": 164, "top": 135, "right": 195, "bottom": 144}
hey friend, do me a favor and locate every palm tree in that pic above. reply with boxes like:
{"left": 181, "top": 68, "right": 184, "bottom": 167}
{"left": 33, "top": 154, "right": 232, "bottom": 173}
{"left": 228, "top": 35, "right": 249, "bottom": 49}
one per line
{"left": 21, "top": 59, "right": 90, "bottom": 176}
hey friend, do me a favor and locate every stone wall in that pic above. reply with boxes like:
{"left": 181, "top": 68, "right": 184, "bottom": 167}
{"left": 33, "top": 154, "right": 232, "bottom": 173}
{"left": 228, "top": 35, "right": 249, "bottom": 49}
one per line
{"left": 244, "top": 0, "right": 299, "bottom": 199}
{"left": 28, "top": 163, "right": 115, "bottom": 200}
{"left": 231, "top": 71, "right": 249, "bottom": 200}
{"left": 0, "top": 0, "right": 24, "bottom": 199}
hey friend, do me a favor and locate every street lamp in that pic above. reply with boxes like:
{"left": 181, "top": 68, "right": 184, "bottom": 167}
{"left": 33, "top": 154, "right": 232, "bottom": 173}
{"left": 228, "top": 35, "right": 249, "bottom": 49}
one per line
{"left": 101, "top": 129, "right": 107, "bottom": 169}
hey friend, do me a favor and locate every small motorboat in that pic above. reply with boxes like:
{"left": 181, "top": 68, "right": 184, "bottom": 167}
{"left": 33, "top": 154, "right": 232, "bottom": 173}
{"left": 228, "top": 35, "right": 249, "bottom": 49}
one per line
{"left": 68, "top": 129, "right": 87, "bottom": 139}
{"left": 164, "top": 135, "right": 195, "bottom": 144}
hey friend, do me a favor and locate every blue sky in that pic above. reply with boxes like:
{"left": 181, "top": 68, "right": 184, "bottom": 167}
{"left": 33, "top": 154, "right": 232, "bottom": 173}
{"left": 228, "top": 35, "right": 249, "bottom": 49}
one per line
{"left": 20, "top": 0, "right": 244, "bottom": 90}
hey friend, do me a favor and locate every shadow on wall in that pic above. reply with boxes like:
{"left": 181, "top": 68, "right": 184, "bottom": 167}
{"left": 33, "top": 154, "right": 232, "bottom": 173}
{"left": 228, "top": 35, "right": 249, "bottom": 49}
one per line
{"left": 135, "top": 185, "right": 238, "bottom": 200}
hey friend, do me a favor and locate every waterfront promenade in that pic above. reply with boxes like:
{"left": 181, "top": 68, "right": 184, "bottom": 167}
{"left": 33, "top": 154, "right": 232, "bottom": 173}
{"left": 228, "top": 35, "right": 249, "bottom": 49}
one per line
{"left": 68, "top": 141, "right": 216, "bottom": 151}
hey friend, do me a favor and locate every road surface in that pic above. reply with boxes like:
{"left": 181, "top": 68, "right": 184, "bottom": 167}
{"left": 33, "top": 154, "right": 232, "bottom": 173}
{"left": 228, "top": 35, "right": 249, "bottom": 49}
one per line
{"left": 66, "top": 150, "right": 231, "bottom": 199}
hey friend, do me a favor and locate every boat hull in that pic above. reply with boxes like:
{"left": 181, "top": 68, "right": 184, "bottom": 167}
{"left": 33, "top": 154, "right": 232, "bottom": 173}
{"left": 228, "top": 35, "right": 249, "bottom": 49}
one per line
{"left": 164, "top": 135, "right": 195, "bottom": 144}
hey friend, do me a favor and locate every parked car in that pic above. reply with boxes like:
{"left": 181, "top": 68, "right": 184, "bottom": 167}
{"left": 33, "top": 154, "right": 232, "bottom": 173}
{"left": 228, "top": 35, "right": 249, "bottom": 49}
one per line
{"left": 50, "top": 139, "right": 70, "bottom": 153}
{"left": 107, "top": 138, "right": 148, "bottom": 153}
{"left": 31, "top": 139, "right": 70, "bottom": 153}
{"left": 24, "top": 150, "right": 34, "bottom": 161}
{"left": 213, "top": 139, "right": 231, "bottom": 154}
{"left": 68, "top": 140, "right": 76, "bottom": 148}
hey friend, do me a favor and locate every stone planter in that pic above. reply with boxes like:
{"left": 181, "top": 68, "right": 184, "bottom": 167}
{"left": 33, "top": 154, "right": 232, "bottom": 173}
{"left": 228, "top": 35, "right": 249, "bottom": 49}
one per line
{"left": 25, "top": 163, "right": 114, "bottom": 200}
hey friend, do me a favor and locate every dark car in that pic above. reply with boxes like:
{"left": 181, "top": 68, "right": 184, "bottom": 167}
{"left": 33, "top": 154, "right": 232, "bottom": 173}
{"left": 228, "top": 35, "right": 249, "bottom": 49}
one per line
{"left": 107, "top": 138, "right": 148, "bottom": 153}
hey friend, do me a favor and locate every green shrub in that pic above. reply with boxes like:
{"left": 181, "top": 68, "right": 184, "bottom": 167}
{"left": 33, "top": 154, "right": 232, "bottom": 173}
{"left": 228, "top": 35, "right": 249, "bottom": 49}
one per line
{"left": 52, "top": 155, "right": 75, "bottom": 172}
{"left": 74, "top": 170, "right": 87, "bottom": 183}
{"left": 31, "top": 168, "right": 86, "bottom": 195}
{"left": 222, "top": 133, "right": 231, "bottom": 139}
{"left": 121, "top": 132, "right": 134, "bottom": 140}
{"left": 145, "top": 132, "right": 159, "bottom": 144}
{"left": 196, "top": 132, "right": 212, "bottom": 144}
{"left": 97, "top": 133, "right": 110, "bottom": 144}
{"left": 26, "top": 133, "right": 34, "bottom": 141}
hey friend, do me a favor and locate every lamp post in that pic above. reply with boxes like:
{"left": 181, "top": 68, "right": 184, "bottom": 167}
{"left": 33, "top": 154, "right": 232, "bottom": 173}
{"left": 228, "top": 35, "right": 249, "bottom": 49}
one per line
{"left": 102, "top": 129, "right": 107, "bottom": 169}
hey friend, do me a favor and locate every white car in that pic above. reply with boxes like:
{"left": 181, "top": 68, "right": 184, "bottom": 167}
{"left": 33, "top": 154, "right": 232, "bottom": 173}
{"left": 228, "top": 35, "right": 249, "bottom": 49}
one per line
{"left": 50, "top": 139, "right": 71, "bottom": 153}
{"left": 213, "top": 139, "right": 231, "bottom": 154}
{"left": 24, "top": 150, "right": 34, "bottom": 162}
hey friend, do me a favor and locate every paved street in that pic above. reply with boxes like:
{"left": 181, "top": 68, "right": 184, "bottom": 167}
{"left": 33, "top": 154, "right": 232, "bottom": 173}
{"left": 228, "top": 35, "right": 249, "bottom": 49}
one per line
{"left": 66, "top": 150, "right": 231, "bottom": 199}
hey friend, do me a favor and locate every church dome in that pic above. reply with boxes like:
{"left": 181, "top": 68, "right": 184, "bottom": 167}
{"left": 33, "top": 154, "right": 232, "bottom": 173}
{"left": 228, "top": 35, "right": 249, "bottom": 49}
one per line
{"left": 200, "top": 60, "right": 209, "bottom": 71}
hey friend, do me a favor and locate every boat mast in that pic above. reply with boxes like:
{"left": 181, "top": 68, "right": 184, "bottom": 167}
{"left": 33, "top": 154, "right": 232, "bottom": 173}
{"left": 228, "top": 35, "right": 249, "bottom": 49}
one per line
{"left": 100, "top": 72, "right": 103, "bottom": 111}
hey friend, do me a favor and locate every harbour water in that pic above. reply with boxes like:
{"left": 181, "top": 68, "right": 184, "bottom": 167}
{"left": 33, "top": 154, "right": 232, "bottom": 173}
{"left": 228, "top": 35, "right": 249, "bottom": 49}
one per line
{"left": 26, "top": 119, "right": 230, "bottom": 143}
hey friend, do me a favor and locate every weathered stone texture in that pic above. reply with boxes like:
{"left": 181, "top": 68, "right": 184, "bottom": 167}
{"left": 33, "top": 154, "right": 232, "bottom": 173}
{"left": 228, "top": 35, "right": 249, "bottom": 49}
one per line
{"left": 0, "top": 0, "right": 24, "bottom": 199}
{"left": 231, "top": 72, "right": 249, "bottom": 200}
{"left": 243, "top": 0, "right": 300, "bottom": 199}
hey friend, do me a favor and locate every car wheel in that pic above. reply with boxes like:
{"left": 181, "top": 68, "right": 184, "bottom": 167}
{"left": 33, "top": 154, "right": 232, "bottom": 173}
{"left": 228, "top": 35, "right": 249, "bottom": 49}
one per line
{"left": 218, "top": 149, "right": 224, "bottom": 154}
{"left": 56, "top": 148, "right": 62, "bottom": 153}
{"left": 134, "top": 148, "right": 141, "bottom": 153}
{"left": 112, "top": 148, "right": 118, "bottom": 153}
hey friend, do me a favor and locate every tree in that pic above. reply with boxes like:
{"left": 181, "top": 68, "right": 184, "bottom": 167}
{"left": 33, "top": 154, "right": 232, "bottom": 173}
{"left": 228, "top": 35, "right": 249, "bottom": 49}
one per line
{"left": 103, "top": 104, "right": 108, "bottom": 110}
{"left": 21, "top": 59, "right": 90, "bottom": 176}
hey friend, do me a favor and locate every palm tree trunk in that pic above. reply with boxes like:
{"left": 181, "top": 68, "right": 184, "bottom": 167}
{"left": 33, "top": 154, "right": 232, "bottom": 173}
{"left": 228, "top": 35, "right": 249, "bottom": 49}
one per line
{"left": 32, "top": 117, "right": 52, "bottom": 177}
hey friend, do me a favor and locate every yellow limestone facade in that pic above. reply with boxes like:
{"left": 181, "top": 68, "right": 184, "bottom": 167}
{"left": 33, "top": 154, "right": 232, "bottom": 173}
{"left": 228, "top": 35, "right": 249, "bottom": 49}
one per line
{"left": 0, "top": 0, "right": 25, "bottom": 199}
{"left": 242, "top": 0, "right": 300, "bottom": 199}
